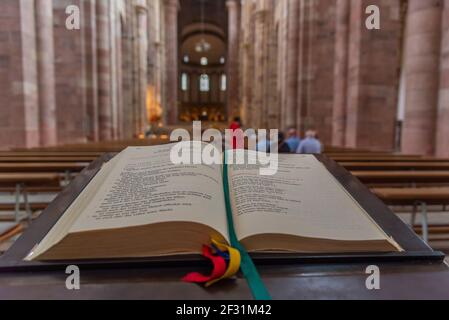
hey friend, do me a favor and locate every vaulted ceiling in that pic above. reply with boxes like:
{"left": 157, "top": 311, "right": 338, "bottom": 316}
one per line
{"left": 179, "top": 0, "right": 227, "bottom": 37}
{"left": 179, "top": 0, "right": 228, "bottom": 66}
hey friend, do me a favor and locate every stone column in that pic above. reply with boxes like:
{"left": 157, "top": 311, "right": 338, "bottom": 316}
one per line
{"left": 136, "top": 2, "right": 148, "bottom": 134}
{"left": 253, "top": 8, "right": 268, "bottom": 129}
{"left": 109, "top": 0, "right": 119, "bottom": 139}
{"left": 240, "top": 0, "right": 255, "bottom": 128}
{"left": 402, "top": 0, "right": 443, "bottom": 155}
{"left": 436, "top": 0, "right": 449, "bottom": 157}
{"left": 284, "top": 0, "right": 300, "bottom": 129}
{"left": 147, "top": 0, "right": 157, "bottom": 123}
{"left": 164, "top": 0, "right": 179, "bottom": 125}
{"left": 83, "top": 0, "right": 99, "bottom": 142}
{"left": 345, "top": 0, "right": 401, "bottom": 151}
{"left": 296, "top": 0, "right": 312, "bottom": 135}
{"left": 96, "top": 0, "right": 112, "bottom": 141}
{"left": 0, "top": 0, "right": 39, "bottom": 149}
{"left": 226, "top": 0, "right": 240, "bottom": 120}
{"left": 35, "top": 0, "right": 57, "bottom": 147}
{"left": 331, "top": 0, "right": 350, "bottom": 147}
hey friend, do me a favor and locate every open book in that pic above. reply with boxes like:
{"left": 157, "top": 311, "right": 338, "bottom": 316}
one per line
{"left": 26, "top": 143, "right": 402, "bottom": 261}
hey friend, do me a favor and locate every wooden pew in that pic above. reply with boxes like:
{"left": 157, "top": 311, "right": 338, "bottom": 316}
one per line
{"left": 0, "top": 223, "right": 24, "bottom": 244}
{"left": 0, "top": 186, "right": 62, "bottom": 193}
{"left": 372, "top": 187, "right": 449, "bottom": 206}
{"left": 0, "top": 203, "right": 49, "bottom": 222}
{"left": 23, "top": 138, "right": 170, "bottom": 153}
{"left": 325, "top": 152, "right": 394, "bottom": 157}
{"left": 0, "top": 162, "right": 89, "bottom": 173}
{"left": 0, "top": 173, "right": 61, "bottom": 186}
{"left": 331, "top": 149, "right": 449, "bottom": 242}
{"left": 331, "top": 156, "right": 449, "bottom": 162}
{"left": 0, "top": 173, "right": 62, "bottom": 223}
{"left": 0, "top": 156, "right": 97, "bottom": 163}
{"left": 0, "top": 151, "right": 105, "bottom": 157}
{"left": 341, "top": 162, "right": 449, "bottom": 171}
{"left": 372, "top": 187, "right": 449, "bottom": 242}
{"left": 415, "top": 225, "right": 449, "bottom": 236}
{"left": 353, "top": 171, "right": 449, "bottom": 184}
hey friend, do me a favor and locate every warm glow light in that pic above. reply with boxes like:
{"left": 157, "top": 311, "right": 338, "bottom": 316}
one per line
{"left": 146, "top": 85, "right": 162, "bottom": 123}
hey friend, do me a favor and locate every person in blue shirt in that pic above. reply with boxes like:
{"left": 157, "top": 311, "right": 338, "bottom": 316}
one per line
{"left": 297, "top": 130, "right": 322, "bottom": 154}
{"left": 256, "top": 138, "right": 271, "bottom": 153}
{"left": 285, "top": 127, "right": 301, "bottom": 153}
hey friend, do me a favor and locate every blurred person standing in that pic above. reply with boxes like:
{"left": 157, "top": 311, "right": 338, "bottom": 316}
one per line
{"left": 229, "top": 117, "right": 243, "bottom": 149}
{"left": 297, "top": 130, "right": 322, "bottom": 154}
{"left": 286, "top": 127, "right": 301, "bottom": 153}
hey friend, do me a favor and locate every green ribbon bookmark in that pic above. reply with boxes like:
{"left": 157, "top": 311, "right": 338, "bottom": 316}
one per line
{"left": 222, "top": 151, "right": 272, "bottom": 300}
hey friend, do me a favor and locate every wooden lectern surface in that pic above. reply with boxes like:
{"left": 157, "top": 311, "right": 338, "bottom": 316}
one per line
{"left": 0, "top": 153, "right": 448, "bottom": 300}
{"left": 0, "top": 261, "right": 448, "bottom": 299}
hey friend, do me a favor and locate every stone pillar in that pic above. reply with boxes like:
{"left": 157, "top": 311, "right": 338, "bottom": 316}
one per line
{"left": 0, "top": 0, "right": 40, "bottom": 149}
{"left": 346, "top": 0, "right": 401, "bottom": 151}
{"left": 35, "top": 0, "right": 57, "bottom": 147}
{"left": 253, "top": 8, "right": 268, "bottom": 129}
{"left": 21, "top": 0, "right": 40, "bottom": 149}
{"left": 83, "top": 0, "right": 99, "bottom": 142}
{"left": 96, "top": 0, "right": 112, "bottom": 140}
{"left": 240, "top": 0, "right": 255, "bottom": 128}
{"left": 402, "top": 0, "right": 442, "bottom": 155}
{"left": 120, "top": 0, "right": 135, "bottom": 139}
{"left": 109, "top": 0, "right": 119, "bottom": 140}
{"left": 284, "top": 0, "right": 300, "bottom": 129}
{"left": 226, "top": 0, "right": 240, "bottom": 120}
{"left": 147, "top": 0, "right": 157, "bottom": 123}
{"left": 266, "top": 7, "right": 280, "bottom": 129}
{"left": 164, "top": 0, "right": 179, "bottom": 125}
{"left": 136, "top": 3, "right": 149, "bottom": 134}
{"left": 114, "top": 2, "right": 123, "bottom": 139}
{"left": 331, "top": 0, "right": 350, "bottom": 147}
{"left": 296, "top": 0, "right": 312, "bottom": 135}
{"left": 436, "top": 0, "right": 449, "bottom": 157}
{"left": 296, "top": 0, "right": 337, "bottom": 144}
{"left": 53, "top": 0, "right": 88, "bottom": 144}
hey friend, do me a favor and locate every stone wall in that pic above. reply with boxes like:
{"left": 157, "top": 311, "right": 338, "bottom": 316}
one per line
{"left": 0, "top": 0, "right": 166, "bottom": 150}
{"left": 345, "top": 0, "right": 401, "bottom": 151}
{"left": 0, "top": 0, "right": 40, "bottom": 149}
{"left": 2, "top": 0, "right": 449, "bottom": 155}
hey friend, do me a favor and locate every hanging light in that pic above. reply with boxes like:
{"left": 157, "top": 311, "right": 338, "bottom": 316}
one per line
{"left": 195, "top": 39, "right": 211, "bottom": 53}
{"left": 195, "top": 0, "right": 211, "bottom": 53}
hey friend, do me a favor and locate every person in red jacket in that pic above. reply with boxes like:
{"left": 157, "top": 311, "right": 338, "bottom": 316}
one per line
{"left": 229, "top": 117, "right": 243, "bottom": 149}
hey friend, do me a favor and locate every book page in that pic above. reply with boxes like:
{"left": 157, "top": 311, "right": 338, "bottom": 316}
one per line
{"left": 26, "top": 152, "right": 126, "bottom": 260}
{"left": 68, "top": 143, "right": 228, "bottom": 241}
{"left": 228, "top": 152, "right": 391, "bottom": 242}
